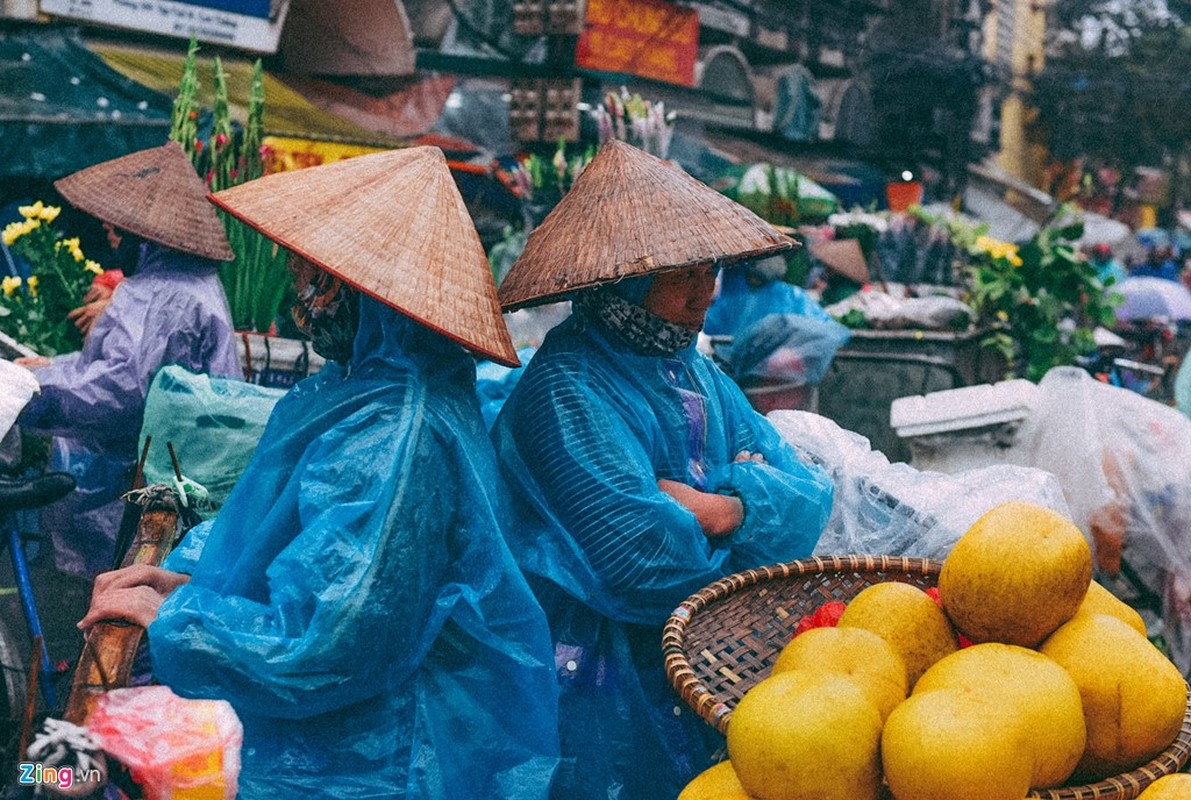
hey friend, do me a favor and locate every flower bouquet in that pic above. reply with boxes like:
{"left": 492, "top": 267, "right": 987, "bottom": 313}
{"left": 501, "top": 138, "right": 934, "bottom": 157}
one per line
{"left": 2, "top": 202, "right": 104, "bottom": 356}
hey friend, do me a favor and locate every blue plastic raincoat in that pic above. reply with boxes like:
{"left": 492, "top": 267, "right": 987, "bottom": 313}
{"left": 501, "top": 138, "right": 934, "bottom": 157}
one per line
{"left": 703, "top": 267, "right": 832, "bottom": 337}
{"left": 491, "top": 306, "right": 834, "bottom": 800}
{"left": 150, "top": 297, "right": 560, "bottom": 800}
{"left": 19, "top": 243, "right": 239, "bottom": 576}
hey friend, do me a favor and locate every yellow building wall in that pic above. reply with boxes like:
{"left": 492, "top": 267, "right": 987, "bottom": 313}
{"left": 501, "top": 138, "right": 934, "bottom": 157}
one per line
{"left": 985, "top": 0, "right": 1049, "bottom": 187}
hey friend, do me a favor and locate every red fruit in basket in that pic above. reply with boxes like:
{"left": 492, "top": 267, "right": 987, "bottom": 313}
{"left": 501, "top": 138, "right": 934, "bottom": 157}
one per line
{"left": 794, "top": 600, "right": 848, "bottom": 636}
{"left": 925, "top": 588, "right": 973, "bottom": 648}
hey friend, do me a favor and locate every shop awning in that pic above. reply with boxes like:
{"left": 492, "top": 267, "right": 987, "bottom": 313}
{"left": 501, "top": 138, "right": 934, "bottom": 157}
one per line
{"left": 699, "top": 131, "right": 888, "bottom": 209}
{"left": 0, "top": 28, "right": 173, "bottom": 180}
{"left": 89, "top": 39, "right": 410, "bottom": 148}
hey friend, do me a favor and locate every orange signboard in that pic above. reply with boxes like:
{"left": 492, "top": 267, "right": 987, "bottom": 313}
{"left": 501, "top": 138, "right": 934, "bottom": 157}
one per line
{"left": 575, "top": 0, "right": 699, "bottom": 87}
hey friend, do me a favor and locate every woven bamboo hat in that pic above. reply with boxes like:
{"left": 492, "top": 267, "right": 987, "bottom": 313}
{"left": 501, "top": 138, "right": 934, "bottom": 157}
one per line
{"left": 498, "top": 140, "right": 794, "bottom": 310}
{"left": 54, "top": 141, "right": 234, "bottom": 262}
{"left": 809, "top": 237, "right": 870, "bottom": 284}
{"left": 209, "top": 146, "right": 519, "bottom": 367}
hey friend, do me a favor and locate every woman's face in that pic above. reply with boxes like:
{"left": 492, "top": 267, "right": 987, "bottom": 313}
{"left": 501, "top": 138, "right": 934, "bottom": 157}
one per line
{"left": 641, "top": 263, "right": 719, "bottom": 330}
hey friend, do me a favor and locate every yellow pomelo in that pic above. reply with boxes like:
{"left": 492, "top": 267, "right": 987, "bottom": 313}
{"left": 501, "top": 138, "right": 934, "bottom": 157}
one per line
{"left": 1040, "top": 613, "right": 1187, "bottom": 781}
{"left": 1071, "top": 579, "right": 1147, "bottom": 636}
{"left": 727, "top": 670, "right": 882, "bottom": 800}
{"left": 882, "top": 687, "right": 1034, "bottom": 800}
{"left": 678, "top": 761, "right": 753, "bottom": 800}
{"left": 914, "top": 643, "right": 1085, "bottom": 788}
{"left": 772, "top": 626, "right": 907, "bottom": 720}
{"left": 1138, "top": 774, "right": 1191, "bottom": 799}
{"left": 836, "top": 581, "right": 959, "bottom": 687}
{"left": 939, "top": 501, "right": 1092, "bottom": 647}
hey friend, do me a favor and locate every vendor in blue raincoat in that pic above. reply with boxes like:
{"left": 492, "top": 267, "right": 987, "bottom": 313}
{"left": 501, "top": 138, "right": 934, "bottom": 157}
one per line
{"left": 703, "top": 252, "right": 833, "bottom": 336}
{"left": 79, "top": 147, "right": 560, "bottom": 799}
{"left": 17, "top": 142, "right": 240, "bottom": 578}
{"left": 491, "top": 141, "right": 835, "bottom": 800}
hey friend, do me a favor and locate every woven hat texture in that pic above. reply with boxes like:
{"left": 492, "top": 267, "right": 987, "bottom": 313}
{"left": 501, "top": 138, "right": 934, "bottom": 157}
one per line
{"left": 209, "top": 146, "right": 518, "bottom": 366}
{"left": 809, "top": 237, "right": 870, "bottom": 284}
{"left": 498, "top": 140, "right": 793, "bottom": 310}
{"left": 54, "top": 141, "right": 234, "bottom": 262}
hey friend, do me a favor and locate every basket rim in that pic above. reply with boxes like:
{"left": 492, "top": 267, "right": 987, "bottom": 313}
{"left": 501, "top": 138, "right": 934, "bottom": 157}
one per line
{"left": 661, "top": 554, "right": 1191, "bottom": 800}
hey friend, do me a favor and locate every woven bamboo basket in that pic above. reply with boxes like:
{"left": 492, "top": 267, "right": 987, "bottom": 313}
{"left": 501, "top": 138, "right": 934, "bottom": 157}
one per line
{"left": 662, "top": 554, "right": 1191, "bottom": 800}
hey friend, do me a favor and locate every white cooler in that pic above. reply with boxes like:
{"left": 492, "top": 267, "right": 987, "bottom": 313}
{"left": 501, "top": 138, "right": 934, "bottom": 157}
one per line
{"left": 890, "top": 379, "right": 1039, "bottom": 473}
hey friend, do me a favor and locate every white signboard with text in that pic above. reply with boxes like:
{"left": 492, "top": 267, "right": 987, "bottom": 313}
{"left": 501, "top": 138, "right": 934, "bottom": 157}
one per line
{"left": 40, "top": 0, "right": 291, "bottom": 53}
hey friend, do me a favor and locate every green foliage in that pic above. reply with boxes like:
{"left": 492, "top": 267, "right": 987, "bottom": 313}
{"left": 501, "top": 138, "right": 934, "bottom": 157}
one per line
{"left": 167, "top": 39, "right": 285, "bottom": 333}
{"left": 1, "top": 203, "right": 102, "bottom": 355}
{"left": 958, "top": 205, "right": 1121, "bottom": 381}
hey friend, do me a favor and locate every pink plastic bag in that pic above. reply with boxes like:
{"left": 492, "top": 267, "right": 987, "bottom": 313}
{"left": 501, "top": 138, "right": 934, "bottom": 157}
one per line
{"left": 86, "top": 686, "right": 242, "bottom": 800}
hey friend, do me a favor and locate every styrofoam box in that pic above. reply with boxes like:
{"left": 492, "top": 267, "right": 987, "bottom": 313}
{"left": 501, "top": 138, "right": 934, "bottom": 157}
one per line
{"left": 890, "top": 379, "right": 1040, "bottom": 438}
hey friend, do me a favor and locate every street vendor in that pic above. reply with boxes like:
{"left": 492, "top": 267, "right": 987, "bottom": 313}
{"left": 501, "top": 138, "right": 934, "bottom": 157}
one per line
{"left": 79, "top": 147, "right": 560, "bottom": 800}
{"left": 17, "top": 141, "right": 240, "bottom": 578}
{"left": 491, "top": 140, "right": 835, "bottom": 800}
{"left": 703, "top": 252, "right": 833, "bottom": 337}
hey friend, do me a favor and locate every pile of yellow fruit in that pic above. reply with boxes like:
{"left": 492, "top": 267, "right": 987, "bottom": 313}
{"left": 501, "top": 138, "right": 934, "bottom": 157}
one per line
{"left": 678, "top": 501, "right": 1190, "bottom": 800}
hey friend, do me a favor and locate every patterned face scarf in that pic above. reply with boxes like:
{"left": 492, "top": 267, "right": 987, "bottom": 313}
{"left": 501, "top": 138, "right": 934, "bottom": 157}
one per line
{"left": 574, "top": 285, "right": 696, "bottom": 357}
{"left": 291, "top": 265, "right": 360, "bottom": 364}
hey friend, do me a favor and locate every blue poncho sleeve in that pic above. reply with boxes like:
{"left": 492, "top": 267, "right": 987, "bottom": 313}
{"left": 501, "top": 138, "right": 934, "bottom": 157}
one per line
{"left": 500, "top": 364, "right": 724, "bottom": 624}
{"left": 498, "top": 353, "right": 833, "bottom": 625}
{"left": 704, "top": 369, "right": 834, "bottom": 570}
{"left": 149, "top": 404, "right": 454, "bottom": 720}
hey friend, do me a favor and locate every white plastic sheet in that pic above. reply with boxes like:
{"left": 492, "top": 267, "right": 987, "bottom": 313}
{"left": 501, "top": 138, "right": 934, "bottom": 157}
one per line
{"left": 770, "top": 409, "right": 1070, "bottom": 562}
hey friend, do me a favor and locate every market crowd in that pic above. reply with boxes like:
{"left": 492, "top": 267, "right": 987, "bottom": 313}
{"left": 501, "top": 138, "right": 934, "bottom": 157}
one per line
{"left": 4, "top": 136, "right": 842, "bottom": 799}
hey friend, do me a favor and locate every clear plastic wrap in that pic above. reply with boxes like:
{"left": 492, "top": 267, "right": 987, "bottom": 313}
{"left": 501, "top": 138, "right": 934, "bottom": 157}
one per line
{"left": 87, "top": 685, "right": 242, "bottom": 800}
{"left": 768, "top": 410, "right": 1071, "bottom": 562}
{"left": 1003, "top": 366, "right": 1191, "bottom": 676}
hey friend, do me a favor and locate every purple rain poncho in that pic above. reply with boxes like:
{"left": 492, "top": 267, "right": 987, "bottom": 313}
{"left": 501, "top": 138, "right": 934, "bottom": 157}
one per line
{"left": 19, "top": 242, "right": 240, "bottom": 576}
{"left": 491, "top": 302, "right": 834, "bottom": 800}
{"left": 151, "top": 297, "right": 560, "bottom": 799}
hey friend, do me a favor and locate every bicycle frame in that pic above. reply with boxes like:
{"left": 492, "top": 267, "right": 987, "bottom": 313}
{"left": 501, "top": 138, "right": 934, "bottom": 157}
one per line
{"left": 1, "top": 510, "right": 57, "bottom": 710}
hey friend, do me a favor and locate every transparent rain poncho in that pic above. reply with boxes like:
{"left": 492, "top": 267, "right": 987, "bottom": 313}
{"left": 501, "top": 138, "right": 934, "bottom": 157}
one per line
{"left": 19, "top": 242, "right": 240, "bottom": 576}
{"left": 150, "top": 298, "right": 560, "bottom": 799}
{"left": 703, "top": 265, "right": 833, "bottom": 337}
{"left": 491, "top": 307, "right": 834, "bottom": 800}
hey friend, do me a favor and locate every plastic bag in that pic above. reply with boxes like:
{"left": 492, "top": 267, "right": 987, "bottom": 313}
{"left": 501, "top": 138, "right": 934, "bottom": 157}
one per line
{"left": 1177, "top": 352, "right": 1191, "bottom": 420}
{"left": 1004, "top": 366, "right": 1191, "bottom": 676}
{"left": 139, "top": 366, "right": 286, "bottom": 516}
{"left": 719, "top": 313, "right": 851, "bottom": 386}
{"left": 0, "top": 358, "right": 39, "bottom": 439}
{"left": 87, "top": 685, "right": 242, "bottom": 800}
{"left": 768, "top": 409, "right": 1071, "bottom": 561}
{"left": 825, "top": 289, "right": 972, "bottom": 330}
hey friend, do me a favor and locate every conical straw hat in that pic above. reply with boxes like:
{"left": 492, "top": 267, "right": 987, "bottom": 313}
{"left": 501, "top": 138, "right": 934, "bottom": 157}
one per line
{"left": 209, "top": 146, "right": 518, "bottom": 367}
{"left": 54, "top": 141, "right": 234, "bottom": 262}
{"left": 809, "top": 238, "right": 870, "bottom": 285}
{"left": 499, "top": 140, "right": 794, "bottom": 310}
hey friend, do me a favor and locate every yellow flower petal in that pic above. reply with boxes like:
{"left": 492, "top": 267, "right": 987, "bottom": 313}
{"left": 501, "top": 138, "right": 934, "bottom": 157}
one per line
{"left": 18, "top": 201, "right": 44, "bottom": 219}
{"left": 39, "top": 206, "right": 61, "bottom": 222}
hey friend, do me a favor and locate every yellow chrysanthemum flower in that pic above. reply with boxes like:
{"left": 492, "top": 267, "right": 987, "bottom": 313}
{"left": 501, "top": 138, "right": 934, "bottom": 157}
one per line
{"left": 996, "top": 310, "right": 1010, "bottom": 322}
{"left": 39, "top": 205, "right": 61, "bottom": 222}
{"left": 1, "top": 276, "right": 20, "bottom": 296}
{"left": 85, "top": 260, "right": 104, "bottom": 275}
{"left": 26, "top": 276, "right": 38, "bottom": 297}
{"left": 2, "top": 222, "right": 23, "bottom": 246}
{"left": 18, "top": 201, "right": 44, "bottom": 220}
